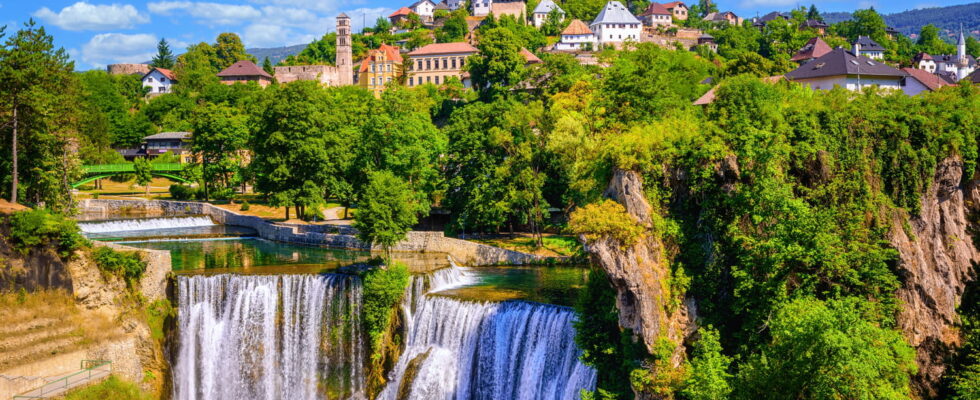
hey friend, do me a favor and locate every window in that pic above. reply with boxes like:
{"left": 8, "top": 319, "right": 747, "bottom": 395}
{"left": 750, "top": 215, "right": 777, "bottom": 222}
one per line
{"left": 426, "top": 59, "right": 431, "bottom": 70}
{"left": 161, "top": 78, "right": 167, "bottom": 83}
{"left": 416, "top": 60, "right": 422, "bottom": 70}
{"left": 452, "top": 58, "right": 457, "bottom": 69}
{"left": 371, "top": 77, "right": 375, "bottom": 85}
{"left": 435, "top": 75, "right": 440, "bottom": 84}
{"left": 159, "top": 87, "right": 166, "bottom": 93}
{"left": 409, "top": 77, "right": 414, "bottom": 86}
{"left": 147, "top": 77, "right": 154, "bottom": 82}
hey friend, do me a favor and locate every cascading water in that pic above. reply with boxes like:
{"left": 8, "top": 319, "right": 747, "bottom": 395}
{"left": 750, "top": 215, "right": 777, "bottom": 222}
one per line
{"left": 382, "top": 264, "right": 597, "bottom": 400}
{"left": 174, "top": 274, "right": 365, "bottom": 400}
{"left": 79, "top": 216, "right": 215, "bottom": 233}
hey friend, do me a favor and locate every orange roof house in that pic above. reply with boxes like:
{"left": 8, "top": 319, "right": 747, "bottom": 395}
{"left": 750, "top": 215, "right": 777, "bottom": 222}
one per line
{"left": 216, "top": 60, "right": 273, "bottom": 87}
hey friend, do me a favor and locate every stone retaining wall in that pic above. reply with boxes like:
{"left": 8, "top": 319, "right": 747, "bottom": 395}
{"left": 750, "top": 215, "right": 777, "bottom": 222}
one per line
{"left": 79, "top": 199, "right": 560, "bottom": 266}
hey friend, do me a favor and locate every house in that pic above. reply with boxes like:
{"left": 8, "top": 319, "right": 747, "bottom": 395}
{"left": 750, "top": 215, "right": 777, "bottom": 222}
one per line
{"left": 142, "top": 68, "right": 176, "bottom": 95}
{"left": 752, "top": 11, "right": 789, "bottom": 29}
{"left": 472, "top": 0, "right": 492, "bottom": 16}
{"left": 532, "top": 0, "right": 565, "bottom": 28}
{"left": 784, "top": 47, "right": 906, "bottom": 93}
{"left": 407, "top": 42, "right": 478, "bottom": 87}
{"left": 852, "top": 36, "right": 885, "bottom": 60}
{"left": 639, "top": 3, "right": 673, "bottom": 28}
{"left": 434, "top": 1, "right": 451, "bottom": 13}
{"left": 520, "top": 48, "right": 542, "bottom": 64}
{"left": 969, "top": 69, "right": 980, "bottom": 84}
{"left": 886, "top": 26, "right": 900, "bottom": 40}
{"left": 914, "top": 30, "right": 976, "bottom": 80}
{"left": 389, "top": 7, "right": 415, "bottom": 25}
{"left": 555, "top": 19, "right": 597, "bottom": 51}
{"left": 358, "top": 44, "right": 403, "bottom": 96}
{"left": 492, "top": 1, "right": 527, "bottom": 20}
{"left": 901, "top": 67, "right": 956, "bottom": 96}
{"left": 591, "top": 1, "right": 642, "bottom": 48}
{"left": 697, "top": 33, "right": 717, "bottom": 52}
{"left": 217, "top": 60, "right": 273, "bottom": 87}
{"left": 703, "top": 11, "right": 741, "bottom": 26}
{"left": 410, "top": 0, "right": 436, "bottom": 22}
{"left": 119, "top": 132, "right": 193, "bottom": 162}
{"left": 663, "top": 2, "right": 688, "bottom": 21}
{"left": 790, "top": 37, "right": 832, "bottom": 64}
{"left": 800, "top": 19, "right": 828, "bottom": 35}
{"left": 446, "top": 0, "right": 464, "bottom": 10}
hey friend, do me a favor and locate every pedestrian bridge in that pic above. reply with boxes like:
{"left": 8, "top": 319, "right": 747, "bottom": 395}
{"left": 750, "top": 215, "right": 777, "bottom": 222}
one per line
{"left": 73, "top": 163, "right": 191, "bottom": 188}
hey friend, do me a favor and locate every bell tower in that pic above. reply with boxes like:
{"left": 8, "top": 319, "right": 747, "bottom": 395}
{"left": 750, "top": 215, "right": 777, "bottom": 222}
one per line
{"left": 336, "top": 13, "right": 353, "bottom": 85}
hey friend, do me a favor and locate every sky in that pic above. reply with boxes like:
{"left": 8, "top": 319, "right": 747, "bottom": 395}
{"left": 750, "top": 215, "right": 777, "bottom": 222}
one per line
{"left": 0, "top": 0, "right": 975, "bottom": 69}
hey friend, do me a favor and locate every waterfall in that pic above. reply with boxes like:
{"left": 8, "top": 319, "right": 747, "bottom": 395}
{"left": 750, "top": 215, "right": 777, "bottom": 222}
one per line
{"left": 174, "top": 274, "right": 365, "bottom": 400}
{"left": 403, "top": 259, "right": 478, "bottom": 321}
{"left": 382, "top": 295, "right": 597, "bottom": 400}
{"left": 79, "top": 216, "right": 215, "bottom": 233}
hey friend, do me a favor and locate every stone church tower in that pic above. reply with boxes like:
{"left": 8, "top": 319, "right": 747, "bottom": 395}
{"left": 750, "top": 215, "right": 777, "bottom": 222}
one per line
{"left": 336, "top": 13, "right": 353, "bottom": 85}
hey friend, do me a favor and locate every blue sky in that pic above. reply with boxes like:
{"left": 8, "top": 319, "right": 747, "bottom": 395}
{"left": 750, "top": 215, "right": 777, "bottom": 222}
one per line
{"left": 0, "top": 0, "right": 974, "bottom": 69}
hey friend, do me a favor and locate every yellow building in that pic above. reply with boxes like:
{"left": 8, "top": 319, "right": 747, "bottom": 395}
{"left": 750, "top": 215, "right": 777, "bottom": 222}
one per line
{"left": 406, "top": 42, "right": 479, "bottom": 88}
{"left": 358, "top": 44, "right": 403, "bottom": 96}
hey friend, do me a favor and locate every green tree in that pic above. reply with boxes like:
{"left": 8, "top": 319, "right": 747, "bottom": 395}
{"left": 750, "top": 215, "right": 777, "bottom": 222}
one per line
{"left": 190, "top": 103, "right": 250, "bottom": 200}
{"left": 540, "top": 9, "right": 565, "bottom": 36}
{"left": 373, "top": 17, "right": 392, "bottom": 34}
{"left": 151, "top": 38, "right": 176, "bottom": 69}
{"left": 0, "top": 20, "right": 80, "bottom": 209}
{"left": 967, "top": 36, "right": 980, "bottom": 58}
{"left": 353, "top": 170, "right": 424, "bottom": 259}
{"left": 175, "top": 42, "right": 220, "bottom": 92}
{"left": 406, "top": 29, "right": 434, "bottom": 50}
{"left": 133, "top": 156, "right": 153, "bottom": 196}
{"left": 214, "top": 33, "right": 254, "bottom": 69}
{"left": 467, "top": 27, "right": 527, "bottom": 94}
{"left": 261, "top": 56, "right": 274, "bottom": 75}
{"left": 681, "top": 326, "right": 732, "bottom": 400}
{"left": 807, "top": 4, "right": 822, "bottom": 21}
{"left": 735, "top": 298, "right": 916, "bottom": 400}
{"left": 917, "top": 24, "right": 954, "bottom": 55}
{"left": 436, "top": 9, "right": 469, "bottom": 43}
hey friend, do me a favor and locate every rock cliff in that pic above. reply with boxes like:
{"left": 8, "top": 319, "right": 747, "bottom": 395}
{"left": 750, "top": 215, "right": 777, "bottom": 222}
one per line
{"left": 891, "top": 157, "right": 979, "bottom": 398}
{"left": 583, "top": 169, "right": 696, "bottom": 362}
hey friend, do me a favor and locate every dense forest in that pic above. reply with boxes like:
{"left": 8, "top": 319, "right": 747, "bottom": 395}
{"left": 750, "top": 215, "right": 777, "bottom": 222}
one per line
{"left": 824, "top": 2, "right": 980, "bottom": 36}
{"left": 1, "top": 3, "right": 980, "bottom": 399}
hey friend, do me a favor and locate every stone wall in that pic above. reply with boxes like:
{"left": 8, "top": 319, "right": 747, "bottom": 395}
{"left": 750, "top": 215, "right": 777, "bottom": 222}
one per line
{"left": 78, "top": 199, "right": 559, "bottom": 266}
{"left": 106, "top": 63, "right": 151, "bottom": 76}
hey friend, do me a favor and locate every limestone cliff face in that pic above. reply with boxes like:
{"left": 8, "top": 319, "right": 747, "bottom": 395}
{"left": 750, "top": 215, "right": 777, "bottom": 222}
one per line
{"left": 583, "top": 169, "right": 696, "bottom": 361}
{"left": 891, "top": 157, "right": 979, "bottom": 398}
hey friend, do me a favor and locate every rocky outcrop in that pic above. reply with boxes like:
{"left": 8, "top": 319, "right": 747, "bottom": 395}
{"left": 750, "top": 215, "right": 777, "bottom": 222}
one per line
{"left": 583, "top": 169, "right": 696, "bottom": 361}
{"left": 891, "top": 157, "right": 979, "bottom": 398}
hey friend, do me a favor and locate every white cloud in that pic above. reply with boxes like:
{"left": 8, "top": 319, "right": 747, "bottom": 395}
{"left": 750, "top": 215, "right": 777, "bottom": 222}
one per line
{"left": 247, "top": 0, "right": 343, "bottom": 13}
{"left": 34, "top": 2, "right": 149, "bottom": 31}
{"left": 82, "top": 32, "right": 158, "bottom": 67}
{"left": 148, "top": 1, "right": 262, "bottom": 25}
{"left": 243, "top": 24, "right": 309, "bottom": 47}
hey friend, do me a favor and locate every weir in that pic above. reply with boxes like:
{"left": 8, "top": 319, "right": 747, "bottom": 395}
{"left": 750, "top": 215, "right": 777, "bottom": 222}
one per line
{"left": 78, "top": 216, "right": 215, "bottom": 234}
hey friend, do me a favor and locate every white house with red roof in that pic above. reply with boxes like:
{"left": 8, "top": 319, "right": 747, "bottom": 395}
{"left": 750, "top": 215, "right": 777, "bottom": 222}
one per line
{"left": 142, "top": 67, "right": 176, "bottom": 94}
{"left": 638, "top": 3, "right": 673, "bottom": 27}
{"left": 555, "top": 19, "right": 597, "bottom": 51}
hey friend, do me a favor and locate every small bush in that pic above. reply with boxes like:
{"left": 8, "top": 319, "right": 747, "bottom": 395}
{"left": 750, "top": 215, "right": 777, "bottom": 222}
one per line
{"left": 209, "top": 187, "right": 235, "bottom": 201}
{"left": 361, "top": 263, "right": 410, "bottom": 348}
{"left": 240, "top": 201, "right": 250, "bottom": 211}
{"left": 568, "top": 200, "right": 644, "bottom": 248}
{"left": 8, "top": 209, "right": 88, "bottom": 258}
{"left": 168, "top": 184, "right": 197, "bottom": 200}
{"left": 94, "top": 246, "right": 147, "bottom": 284}
{"left": 144, "top": 298, "right": 175, "bottom": 341}
{"left": 64, "top": 375, "right": 151, "bottom": 400}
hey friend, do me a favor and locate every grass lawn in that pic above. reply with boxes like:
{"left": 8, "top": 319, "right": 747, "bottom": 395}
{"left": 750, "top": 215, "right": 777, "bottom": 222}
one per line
{"left": 64, "top": 375, "right": 151, "bottom": 400}
{"left": 471, "top": 234, "right": 583, "bottom": 258}
{"left": 75, "top": 177, "right": 174, "bottom": 200}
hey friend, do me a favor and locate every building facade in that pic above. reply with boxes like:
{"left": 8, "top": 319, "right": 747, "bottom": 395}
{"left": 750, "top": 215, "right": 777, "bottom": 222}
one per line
{"left": 555, "top": 19, "right": 596, "bottom": 51}
{"left": 142, "top": 68, "right": 176, "bottom": 94}
{"left": 663, "top": 2, "right": 688, "bottom": 21}
{"left": 406, "top": 42, "right": 478, "bottom": 87}
{"left": 272, "top": 15, "right": 355, "bottom": 87}
{"left": 336, "top": 13, "right": 354, "bottom": 85}
{"left": 217, "top": 60, "right": 273, "bottom": 87}
{"left": 591, "top": 1, "right": 642, "bottom": 47}
{"left": 410, "top": 0, "right": 436, "bottom": 22}
{"left": 358, "top": 44, "right": 404, "bottom": 96}
{"left": 639, "top": 3, "right": 673, "bottom": 27}
{"left": 532, "top": 0, "right": 565, "bottom": 28}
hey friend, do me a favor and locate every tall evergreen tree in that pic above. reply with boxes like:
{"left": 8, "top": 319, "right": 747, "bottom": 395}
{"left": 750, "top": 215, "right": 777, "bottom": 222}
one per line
{"left": 262, "top": 57, "right": 274, "bottom": 75}
{"left": 807, "top": 4, "right": 822, "bottom": 21}
{"left": 151, "top": 38, "right": 176, "bottom": 69}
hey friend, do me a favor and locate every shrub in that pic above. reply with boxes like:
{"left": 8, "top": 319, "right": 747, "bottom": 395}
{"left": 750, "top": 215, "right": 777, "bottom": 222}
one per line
{"left": 568, "top": 200, "right": 644, "bottom": 248}
{"left": 361, "top": 262, "right": 411, "bottom": 349}
{"left": 64, "top": 375, "right": 151, "bottom": 400}
{"left": 239, "top": 201, "right": 250, "bottom": 211}
{"left": 93, "top": 246, "right": 147, "bottom": 284}
{"left": 8, "top": 209, "right": 87, "bottom": 258}
{"left": 168, "top": 184, "right": 197, "bottom": 200}
{"left": 209, "top": 187, "right": 235, "bottom": 201}
{"left": 144, "top": 298, "right": 175, "bottom": 341}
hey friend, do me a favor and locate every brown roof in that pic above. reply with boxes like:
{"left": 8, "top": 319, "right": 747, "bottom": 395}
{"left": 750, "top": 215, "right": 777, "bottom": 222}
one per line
{"left": 145, "top": 67, "right": 177, "bottom": 81}
{"left": 902, "top": 68, "right": 955, "bottom": 91}
{"left": 390, "top": 7, "right": 414, "bottom": 17}
{"left": 968, "top": 69, "right": 980, "bottom": 84}
{"left": 407, "top": 42, "right": 478, "bottom": 56}
{"left": 663, "top": 1, "right": 686, "bottom": 9}
{"left": 640, "top": 3, "right": 672, "bottom": 16}
{"left": 521, "top": 48, "right": 542, "bottom": 64}
{"left": 785, "top": 48, "right": 905, "bottom": 80}
{"left": 217, "top": 60, "right": 272, "bottom": 79}
{"left": 791, "top": 37, "right": 832, "bottom": 62}
{"left": 561, "top": 19, "right": 593, "bottom": 35}
{"left": 359, "top": 44, "right": 404, "bottom": 72}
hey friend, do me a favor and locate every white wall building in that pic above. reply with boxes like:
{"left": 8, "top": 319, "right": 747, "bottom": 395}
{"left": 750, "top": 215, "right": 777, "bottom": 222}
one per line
{"left": 410, "top": 0, "right": 436, "bottom": 21}
{"left": 446, "top": 0, "right": 464, "bottom": 10}
{"left": 142, "top": 68, "right": 176, "bottom": 94}
{"left": 785, "top": 48, "right": 909, "bottom": 94}
{"left": 590, "top": 1, "right": 642, "bottom": 48}
{"left": 472, "top": 0, "right": 492, "bottom": 16}
{"left": 532, "top": 0, "right": 565, "bottom": 28}
{"left": 555, "top": 19, "right": 597, "bottom": 51}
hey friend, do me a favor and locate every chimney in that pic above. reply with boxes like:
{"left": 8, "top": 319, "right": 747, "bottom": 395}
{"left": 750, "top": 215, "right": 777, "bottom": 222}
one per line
{"left": 853, "top": 41, "right": 861, "bottom": 57}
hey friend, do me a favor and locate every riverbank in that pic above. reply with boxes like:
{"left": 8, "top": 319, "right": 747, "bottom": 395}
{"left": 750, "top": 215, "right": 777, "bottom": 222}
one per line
{"left": 78, "top": 199, "right": 567, "bottom": 266}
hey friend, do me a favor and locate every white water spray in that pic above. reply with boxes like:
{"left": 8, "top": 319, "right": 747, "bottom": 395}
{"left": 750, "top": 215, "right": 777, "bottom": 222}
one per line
{"left": 79, "top": 216, "right": 215, "bottom": 233}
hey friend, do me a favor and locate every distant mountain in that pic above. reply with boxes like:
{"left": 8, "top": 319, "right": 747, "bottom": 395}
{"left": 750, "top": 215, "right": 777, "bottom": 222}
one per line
{"left": 822, "top": 2, "right": 980, "bottom": 39}
{"left": 246, "top": 44, "right": 308, "bottom": 65}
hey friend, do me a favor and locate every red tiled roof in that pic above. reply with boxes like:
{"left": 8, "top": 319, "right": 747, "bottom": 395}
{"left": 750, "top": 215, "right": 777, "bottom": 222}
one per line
{"left": 216, "top": 60, "right": 272, "bottom": 79}
{"left": 561, "top": 19, "right": 593, "bottom": 35}
{"left": 145, "top": 67, "right": 177, "bottom": 81}
{"left": 902, "top": 68, "right": 955, "bottom": 91}
{"left": 390, "top": 7, "right": 414, "bottom": 17}
{"left": 663, "top": 1, "right": 686, "bottom": 9}
{"left": 640, "top": 3, "right": 672, "bottom": 16}
{"left": 359, "top": 44, "right": 404, "bottom": 72}
{"left": 407, "top": 42, "right": 478, "bottom": 56}
{"left": 790, "top": 37, "right": 832, "bottom": 62}
{"left": 520, "top": 48, "right": 542, "bottom": 64}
